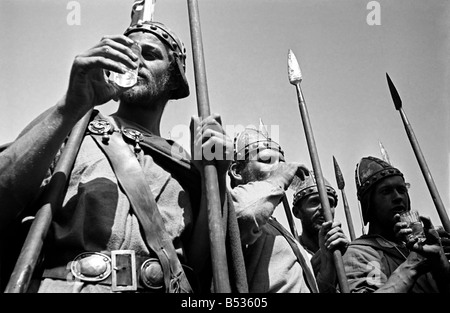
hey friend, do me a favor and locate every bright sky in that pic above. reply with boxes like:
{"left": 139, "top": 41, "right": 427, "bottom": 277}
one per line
{"left": 1, "top": 0, "right": 449, "bottom": 237}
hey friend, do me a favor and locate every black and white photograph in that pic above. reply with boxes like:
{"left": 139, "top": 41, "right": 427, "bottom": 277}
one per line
{"left": 0, "top": 0, "right": 449, "bottom": 300}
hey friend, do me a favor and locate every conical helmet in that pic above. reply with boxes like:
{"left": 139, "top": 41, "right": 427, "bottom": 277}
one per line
{"left": 292, "top": 171, "right": 338, "bottom": 206}
{"left": 124, "top": 1, "right": 189, "bottom": 99}
{"left": 233, "top": 120, "right": 284, "bottom": 162}
{"left": 355, "top": 156, "right": 404, "bottom": 200}
{"left": 355, "top": 156, "right": 407, "bottom": 225}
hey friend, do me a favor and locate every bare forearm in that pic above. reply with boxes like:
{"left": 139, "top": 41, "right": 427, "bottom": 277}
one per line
{"left": 316, "top": 253, "right": 338, "bottom": 293}
{"left": 0, "top": 97, "right": 85, "bottom": 225}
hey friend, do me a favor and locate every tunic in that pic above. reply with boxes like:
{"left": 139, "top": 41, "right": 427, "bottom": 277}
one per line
{"left": 231, "top": 181, "right": 318, "bottom": 293}
{"left": 343, "top": 234, "right": 439, "bottom": 293}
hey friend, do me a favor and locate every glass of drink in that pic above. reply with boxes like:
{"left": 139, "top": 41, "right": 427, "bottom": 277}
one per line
{"left": 107, "top": 42, "right": 141, "bottom": 88}
{"left": 399, "top": 210, "right": 426, "bottom": 242}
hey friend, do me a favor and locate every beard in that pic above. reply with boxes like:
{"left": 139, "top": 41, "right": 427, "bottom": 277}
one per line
{"left": 119, "top": 70, "right": 172, "bottom": 107}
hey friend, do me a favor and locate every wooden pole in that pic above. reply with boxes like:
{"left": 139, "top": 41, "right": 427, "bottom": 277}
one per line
{"left": 288, "top": 49, "right": 350, "bottom": 293}
{"left": 187, "top": 0, "right": 231, "bottom": 293}
{"left": 282, "top": 196, "right": 300, "bottom": 242}
{"left": 386, "top": 73, "right": 450, "bottom": 232}
{"left": 333, "top": 156, "right": 356, "bottom": 241}
{"left": 5, "top": 110, "right": 92, "bottom": 293}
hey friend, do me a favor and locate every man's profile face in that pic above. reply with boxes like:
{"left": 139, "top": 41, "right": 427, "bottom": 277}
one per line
{"left": 295, "top": 193, "right": 336, "bottom": 233}
{"left": 240, "top": 149, "right": 285, "bottom": 184}
{"left": 120, "top": 31, "right": 175, "bottom": 104}
{"left": 370, "top": 175, "right": 409, "bottom": 227}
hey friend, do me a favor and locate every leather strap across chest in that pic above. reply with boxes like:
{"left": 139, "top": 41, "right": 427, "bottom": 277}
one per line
{"left": 268, "top": 218, "right": 319, "bottom": 293}
{"left": 90, "top": 127, "right": 193, "bottom": 293}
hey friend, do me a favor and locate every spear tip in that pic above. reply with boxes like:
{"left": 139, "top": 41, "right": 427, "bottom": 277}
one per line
{"left": 378, "top": 140, "right": 392, "bottom": 165}
{"left": 386, "top": 72, "right": 402, "bottom": 110}
{"left": 288, "top": 49, "right": 302, "bottom": 85}
{"left": 332, "top": 155, "right": 345, "bottom": 190}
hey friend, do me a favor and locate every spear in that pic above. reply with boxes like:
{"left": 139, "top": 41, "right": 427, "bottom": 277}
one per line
{"left": 187, "top": 0, "right": 231, "bottom": 293}
{"left": 378, "top": 140, "right": 392, "bottom": 165}
{"left": 5, "top": 110, "right": 93, "bottom": 293}
{"left": 332, "top": 156, "right": 356, "bottom": 241}
{"left": 282, "top": 195, "right": 300, "bottom": 242}
{"left": 386, "top": 73, "right": 450, "bottom": 232}
{"left": 379, "top": 140, "right": 410, "bottom": 189}
{"left": 288, "top": 49, "right": 350, "bottom": 293}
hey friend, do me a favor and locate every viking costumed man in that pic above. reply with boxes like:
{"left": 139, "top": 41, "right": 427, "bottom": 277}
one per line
{"left": 343, "top": 156, "right": 450, "bottom": 293}
{"left": 291, "top": 171, "right": 350, "bottom": 292}
{"left": 228, "top": 122, "right": 348, "bottom": 293}
{"left": 227, "top": 123, "right": 317, "bottom": 293}
{"left": 0, "top": 2, "right": 247, "bottom": 293}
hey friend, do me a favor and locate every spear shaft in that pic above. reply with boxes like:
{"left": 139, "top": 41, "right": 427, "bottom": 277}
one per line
{"left": 5, "top": 109, "right": 93, "bottom": 293}
{"left": 333, "top": 156, "right": 356, "bottom": 241}
{"left": 386, "top": 73, "right": 450, "bottom": 232}
{"left": 187, "top": 0, "right": 231, "bottom": 293}
{"left": 282, "top": 195, "right": 300, "bottom": 242}
{"left": 288, "top": 50, "right": 350, "bottom": 293}
{"left": 340, "top": 189, "right": 355, "bottom": 241}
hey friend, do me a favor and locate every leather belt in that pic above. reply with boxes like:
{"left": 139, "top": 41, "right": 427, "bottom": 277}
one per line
{"left": 42, "top": 250, "right": 166, "bottom": 292}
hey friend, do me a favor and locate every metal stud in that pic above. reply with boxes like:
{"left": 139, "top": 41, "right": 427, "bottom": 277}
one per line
{"left": 122, "top": 128, "right": 144, "bottom": 154}
{"left": 88, "top": 119, "right": 113, "bottom": 144}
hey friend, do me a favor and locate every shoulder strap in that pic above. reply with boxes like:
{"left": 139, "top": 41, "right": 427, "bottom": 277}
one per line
{"left": 268, "top": 218, "right": 319, "bottom": 293}
{"left": 138, "top": 137, "right": 202, "bottom": 217}
{"left": 94, "top": 112, "right": 202, "bottom": 218}
{"left": 90, "top": 130, "right": 193, "bottom": 293}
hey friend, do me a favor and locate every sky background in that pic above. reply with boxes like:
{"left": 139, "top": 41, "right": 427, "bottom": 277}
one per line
{"left": 1, "top": 0, "right": 449, "bottom": 238}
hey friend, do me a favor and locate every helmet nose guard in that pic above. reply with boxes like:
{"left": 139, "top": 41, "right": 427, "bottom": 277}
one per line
{"left": 124, "top": 21, "right": 189, "bottom": 100}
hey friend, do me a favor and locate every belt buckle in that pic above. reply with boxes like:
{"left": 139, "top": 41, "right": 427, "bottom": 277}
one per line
{"left": 70, "top": 252, "right": 112, "bottom": 282}
{"left": 140, "top": 258, "right": 164, "bottom": 290}
{"left": 111, "top": 250, "right": 137, "bottom": 292}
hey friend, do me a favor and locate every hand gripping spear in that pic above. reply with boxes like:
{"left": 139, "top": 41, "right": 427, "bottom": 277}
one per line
{"left": 288, "top": 49, "right": 350, "bottom": 293}
{"left": 187, "top": 0, "right": 231, "bottom": 293}
{"left": 332, "top": 156, "right": 356, "bottom": 241}
{"left": 386, "top": 73, "right": 450, "bottom": 232}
